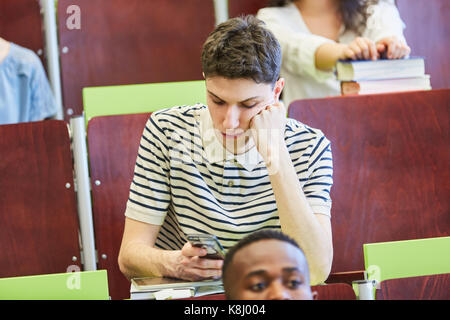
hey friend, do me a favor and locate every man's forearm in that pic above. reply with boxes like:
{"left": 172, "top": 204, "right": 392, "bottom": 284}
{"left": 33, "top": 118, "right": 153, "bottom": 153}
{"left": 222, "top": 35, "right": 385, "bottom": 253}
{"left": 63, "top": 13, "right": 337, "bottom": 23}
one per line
{"left": 267, "top": 146, "right": 333, "bottom": 284}
{"left": 118, "top": 242, "right": 179, "bottom": 281}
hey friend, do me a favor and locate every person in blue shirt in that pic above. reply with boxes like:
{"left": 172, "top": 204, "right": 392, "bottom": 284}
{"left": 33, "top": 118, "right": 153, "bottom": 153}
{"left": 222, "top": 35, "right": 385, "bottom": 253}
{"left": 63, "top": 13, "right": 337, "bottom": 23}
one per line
{"left": 0, "top": 37, "right": 58, "bottom": 125}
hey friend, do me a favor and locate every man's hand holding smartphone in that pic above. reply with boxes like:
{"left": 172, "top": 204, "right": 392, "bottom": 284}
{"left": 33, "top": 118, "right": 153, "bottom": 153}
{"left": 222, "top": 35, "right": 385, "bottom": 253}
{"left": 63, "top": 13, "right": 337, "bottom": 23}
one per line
{"left": 169, "top": 237, "right": 224, "bottom": 281}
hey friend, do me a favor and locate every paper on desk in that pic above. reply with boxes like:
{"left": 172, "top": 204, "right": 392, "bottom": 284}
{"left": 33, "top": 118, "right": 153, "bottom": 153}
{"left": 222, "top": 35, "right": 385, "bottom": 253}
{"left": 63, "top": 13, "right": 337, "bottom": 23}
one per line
{"left": 153, "top": 288, "right": 194, "bottom": 300}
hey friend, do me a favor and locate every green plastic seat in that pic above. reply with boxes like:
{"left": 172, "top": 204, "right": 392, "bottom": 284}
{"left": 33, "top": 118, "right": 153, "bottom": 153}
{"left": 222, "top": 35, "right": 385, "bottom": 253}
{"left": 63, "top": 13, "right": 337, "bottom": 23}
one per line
{"left": 363, "top": 236, "right": 450, "bottom": 283}
{"left": 0, "top": 270, "right": 109, "bottom": 300}
{"left": 82, "top": 80, "right": 207, "bottom": 127}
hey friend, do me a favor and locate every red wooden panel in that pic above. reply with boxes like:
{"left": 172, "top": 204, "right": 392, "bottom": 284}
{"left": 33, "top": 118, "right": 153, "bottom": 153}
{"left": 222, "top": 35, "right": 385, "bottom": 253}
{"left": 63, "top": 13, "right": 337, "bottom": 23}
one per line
{"left": 397, "top": 0, "right": 450, "bottom": 89}
{"left": 376, "top": 273, "right": 450, "bottom": 300}
{"left": 228, "top": 0, "right": 266, "bottom": 17}
{"left": 57, "top": 0, "right": 215, "bottom": 121}
{"left": 313, "top": 283, "right": 356, "bottom": 300}
{"left": 0, "top": 120, "right": 81, "bottom": 277}
{"left": 87, "top": 113, "right": 151, "bottom": 300}
{"left": 288, "top": 89, "right": 450, "bottom": 274}
{"left": 326, "top": 271, "right": 366, "bottom": 285}
{"left": 0, "top": 0, "right": 46, "bottom": 70}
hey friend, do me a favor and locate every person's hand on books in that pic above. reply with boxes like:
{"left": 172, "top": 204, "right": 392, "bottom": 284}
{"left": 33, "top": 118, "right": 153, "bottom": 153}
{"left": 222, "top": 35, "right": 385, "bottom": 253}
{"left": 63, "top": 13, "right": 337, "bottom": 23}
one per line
{"left": 171, "top": 242, "right": 223, "bottom": 281}
{"left": 316, "top": 35, "right": 409, "bottom": 71}
{"left": 376, "top": 36, "right": 411, "bottom": 59}
{"left": 342, "top": 37, "right": 379, "bottom": 61}
{"left": 316, "top": 37, "right": 378, "bottom": 70}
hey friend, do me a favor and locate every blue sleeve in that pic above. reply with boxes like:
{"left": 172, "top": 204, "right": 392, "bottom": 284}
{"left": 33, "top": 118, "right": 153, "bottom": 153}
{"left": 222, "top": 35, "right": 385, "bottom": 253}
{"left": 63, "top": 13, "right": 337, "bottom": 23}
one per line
{"left": 30, "top": 56, "right": 58, "bottom": 121}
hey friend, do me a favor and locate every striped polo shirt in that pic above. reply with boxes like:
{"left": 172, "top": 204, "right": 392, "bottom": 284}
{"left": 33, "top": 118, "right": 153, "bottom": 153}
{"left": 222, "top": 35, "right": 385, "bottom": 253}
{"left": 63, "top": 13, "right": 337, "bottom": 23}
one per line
{"left": 125, "top": 104, "right": 333, "bottom": 251}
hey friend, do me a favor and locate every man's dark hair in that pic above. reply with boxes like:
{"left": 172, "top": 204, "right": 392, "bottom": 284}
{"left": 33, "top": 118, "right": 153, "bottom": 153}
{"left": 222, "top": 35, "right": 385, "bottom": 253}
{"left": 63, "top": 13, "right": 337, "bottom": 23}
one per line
{"left": 222, "top": 229, "right": 306, "bottom": 284}
{"left": 201, "top": 15, "right": 281, "bottom": 86}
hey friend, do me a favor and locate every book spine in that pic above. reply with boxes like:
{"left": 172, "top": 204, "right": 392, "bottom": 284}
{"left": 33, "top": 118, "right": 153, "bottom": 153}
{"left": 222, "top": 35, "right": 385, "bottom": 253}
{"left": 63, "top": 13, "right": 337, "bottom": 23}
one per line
{"left": 337, "top": 59, "right": 425, "bottom": 81}
{"left": 341, "top": 81, "right": 360, "bottom": 95}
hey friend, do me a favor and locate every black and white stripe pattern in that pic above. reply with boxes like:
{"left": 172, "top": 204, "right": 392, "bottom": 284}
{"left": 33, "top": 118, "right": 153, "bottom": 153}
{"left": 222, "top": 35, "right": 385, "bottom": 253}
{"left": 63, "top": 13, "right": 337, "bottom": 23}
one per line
{"left": 126, "top": 104, "right": 333, "bottom": 251}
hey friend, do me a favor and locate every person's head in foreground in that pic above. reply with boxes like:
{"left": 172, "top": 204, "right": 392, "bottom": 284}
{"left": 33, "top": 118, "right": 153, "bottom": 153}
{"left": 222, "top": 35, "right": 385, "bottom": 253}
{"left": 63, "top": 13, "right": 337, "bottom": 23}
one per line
{"left": 201, "top": 15, "right": 284, "bottom": 155}
{"left": 222, "top": 230, "right": 317, "bottom": 300}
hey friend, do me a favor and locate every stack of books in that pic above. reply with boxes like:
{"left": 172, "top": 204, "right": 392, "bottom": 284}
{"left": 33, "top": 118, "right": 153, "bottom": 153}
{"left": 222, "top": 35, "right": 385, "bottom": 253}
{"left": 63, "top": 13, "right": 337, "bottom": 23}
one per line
{"left": 336, "top": 57, "right": 431, "bottom": 96}
{"left": 130, "top": 276, "right": 224, "bottom": 300}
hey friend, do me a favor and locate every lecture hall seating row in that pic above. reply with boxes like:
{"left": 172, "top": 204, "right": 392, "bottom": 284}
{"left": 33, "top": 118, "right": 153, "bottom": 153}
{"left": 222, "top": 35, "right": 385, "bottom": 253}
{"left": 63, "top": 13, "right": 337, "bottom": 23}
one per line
{"left": 185, "top": 274, "right": 450, "bottom": 300}
{"left": 1, "top": 89, "right": 448, "bottom": 299}
{"left": 58, "top": 0, "right": 449, "bottom": 120}
{"left": 1, "top": 269, "right": 447, "bottom": 299}
{"left": 1, "top": 0, "right": 449, "bottom": 300}
{"left": 2, "top": 0, "right": 448, "bottom": 121}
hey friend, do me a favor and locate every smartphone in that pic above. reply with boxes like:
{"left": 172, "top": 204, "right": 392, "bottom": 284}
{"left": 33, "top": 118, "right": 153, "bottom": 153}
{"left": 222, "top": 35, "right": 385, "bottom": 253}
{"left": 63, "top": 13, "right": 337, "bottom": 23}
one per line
{"left": 186, "top": 234, "right": 225, "bottom": 260}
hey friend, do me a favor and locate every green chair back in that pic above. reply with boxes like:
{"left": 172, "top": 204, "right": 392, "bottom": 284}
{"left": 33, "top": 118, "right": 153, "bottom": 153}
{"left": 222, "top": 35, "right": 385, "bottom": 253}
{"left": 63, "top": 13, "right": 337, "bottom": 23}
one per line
{"left": 0, "top": 270, "right": 109, "bottom": 300}
{"left": 82, "top": 80, "right": 206, "bottom": 127}
{"left": 363, "top": 236, "right": 450, "bottom": 283}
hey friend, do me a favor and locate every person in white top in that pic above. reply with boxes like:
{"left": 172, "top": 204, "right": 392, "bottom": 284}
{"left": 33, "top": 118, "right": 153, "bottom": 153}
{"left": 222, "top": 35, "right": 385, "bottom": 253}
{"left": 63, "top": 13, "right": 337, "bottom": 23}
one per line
{"left": 256, "top": 0, "right": 411, "bottom": 106}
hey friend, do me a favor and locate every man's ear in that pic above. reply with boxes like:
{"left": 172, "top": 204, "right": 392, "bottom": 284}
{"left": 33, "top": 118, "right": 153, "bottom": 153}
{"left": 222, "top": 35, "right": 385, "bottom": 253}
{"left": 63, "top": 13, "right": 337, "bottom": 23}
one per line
{"left": 202, "top": 72, "right": 206, "bottom": 79}
{"left": 273, "top": 78, "right": 285, "bottom": 102}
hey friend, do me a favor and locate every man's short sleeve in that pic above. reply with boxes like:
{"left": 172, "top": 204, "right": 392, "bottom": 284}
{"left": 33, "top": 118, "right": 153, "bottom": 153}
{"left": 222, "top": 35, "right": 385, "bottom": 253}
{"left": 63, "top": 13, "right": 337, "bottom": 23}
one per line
{"left": 125, "top": 113, "right": 171, "bottom": 225}
{"left": 287, "top": 121, "right": 333, "bottom": 217}
{"left": 303, "top": 134, "right": 333, "bottom": 217}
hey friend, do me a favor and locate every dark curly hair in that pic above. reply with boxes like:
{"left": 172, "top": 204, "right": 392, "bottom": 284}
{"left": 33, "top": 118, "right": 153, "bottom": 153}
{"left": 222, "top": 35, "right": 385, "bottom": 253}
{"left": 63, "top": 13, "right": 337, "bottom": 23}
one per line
{"left": 266, "top": 0, "right": 380, "bottom": 35}
{"left": 201, "top": 15, "right": 281, "bottom": 86}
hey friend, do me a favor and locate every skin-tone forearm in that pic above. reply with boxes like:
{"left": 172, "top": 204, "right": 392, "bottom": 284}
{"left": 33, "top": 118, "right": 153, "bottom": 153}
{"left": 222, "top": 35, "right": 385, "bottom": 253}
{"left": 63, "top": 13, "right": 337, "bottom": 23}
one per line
{"left": 267, "top": 145, "right": 333, "bottom": 285}
{"left": 118, "top": 218, "right": 223, "bottom": 281}
{"left": 314, "top": 42, "right": 348, "bottom": 71}
{"left": 314, "top": 37, "right": 410, "bottom": 71}
{"left": 250, "top": 98, "right": 333, "bottom": 284}
{"left": 119, "top": 241, "right": 178, "bottom": 280}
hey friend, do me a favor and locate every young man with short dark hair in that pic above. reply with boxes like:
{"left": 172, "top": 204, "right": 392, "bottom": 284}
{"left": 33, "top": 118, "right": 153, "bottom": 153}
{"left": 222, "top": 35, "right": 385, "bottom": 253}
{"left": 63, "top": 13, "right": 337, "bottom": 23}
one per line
{"left": 118, "top": 15, "right": 333, "bottom": 285}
